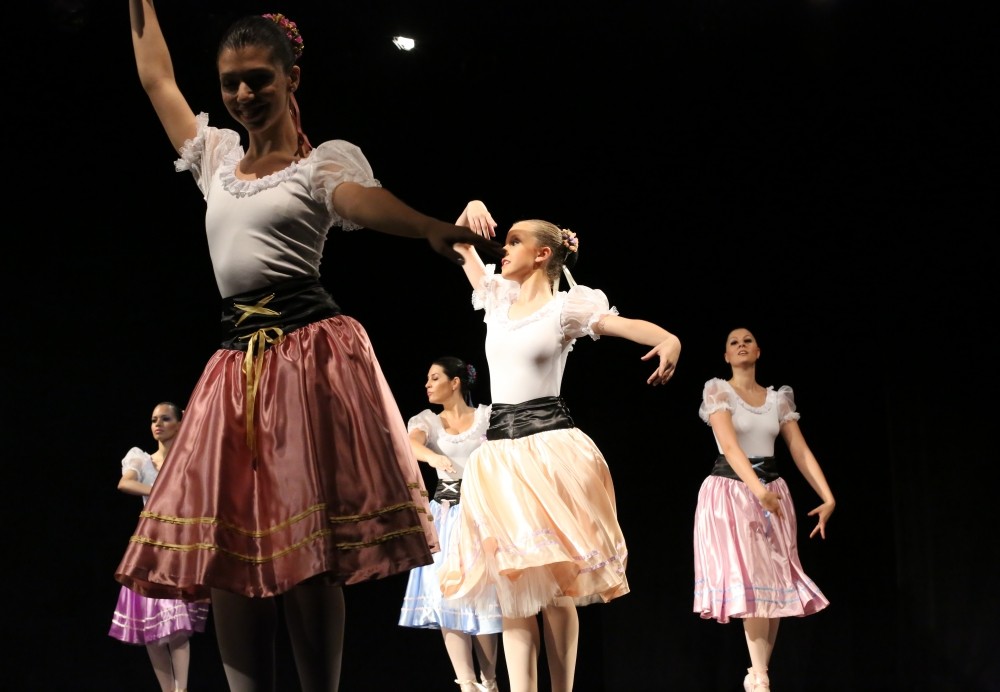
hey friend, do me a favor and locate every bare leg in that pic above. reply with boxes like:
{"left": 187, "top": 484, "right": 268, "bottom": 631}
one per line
{"left": 167, "top": 634, "right": 193, "bottom": 691}
{"left": 472, "top": 632, "right": 500, "bottom": 685}
{"left": 540, "top": 598, "right": 579, "bottom": 692}
{"left": 283, "top": 582, "right": 346, "bottom": 692}
{"left": 146, "top": 641, "right": 176, "bottom": 692}
{"left": 443, "top": 628, "right": 479, "bottom": 684}
{"left": 502, "top": 614, "right": 541, "bottom": 692}
{"left": 212, "top": 588, "right": 278, "bottom": 692}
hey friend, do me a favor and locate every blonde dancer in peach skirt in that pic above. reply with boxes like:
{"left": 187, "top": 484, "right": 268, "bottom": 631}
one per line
{"left": 441, "top": 203, "right": 682, "bottom": 692}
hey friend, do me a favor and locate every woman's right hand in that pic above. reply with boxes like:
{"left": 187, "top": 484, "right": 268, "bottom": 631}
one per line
{"left": 757, "top": 489, "right": 784, "bottom": 519}
{"left": 427, "top": 453, "right": 456, "bottom": 474}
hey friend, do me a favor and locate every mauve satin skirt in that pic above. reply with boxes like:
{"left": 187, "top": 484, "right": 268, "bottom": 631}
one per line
{"left": 115, "top": 315, "right": 438, "bottom": 600}
{"left": 692, "top": 475, "right": 829, "bottom": 623}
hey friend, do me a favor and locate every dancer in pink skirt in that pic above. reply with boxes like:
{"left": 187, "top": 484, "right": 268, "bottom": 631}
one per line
{"left": 109, "top": 402, "right": 209, "bottom": 692}
{"left": 117, "top": 4, "right": 501, "bottom": 691}
{"left": 693, "top": 327, "right": 836, "bottom": 692}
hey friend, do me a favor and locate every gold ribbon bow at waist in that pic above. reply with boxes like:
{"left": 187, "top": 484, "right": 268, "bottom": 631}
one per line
{"left": 235, "top": 294, "right": 285, "bottom": 462}
{"left": 220, "top": 278, "right": 342, "bottom": 464}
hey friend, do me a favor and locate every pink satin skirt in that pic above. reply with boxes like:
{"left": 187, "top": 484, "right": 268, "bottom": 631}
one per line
{"left": 693, "top": 475, "right": 829, "bottom": 623}
{"left": 115, "top": 315, "right": 438, "bottom": 600}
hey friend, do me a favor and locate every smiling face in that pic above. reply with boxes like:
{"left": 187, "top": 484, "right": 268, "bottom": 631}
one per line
{"left": 218, "top": 44, "right": 298, "bottom": 133}
{"left": 724, "top": 328, "right": 761, "bottom": 367}
{"left": 150, "top": 403, "right": 181, "bottom": 445}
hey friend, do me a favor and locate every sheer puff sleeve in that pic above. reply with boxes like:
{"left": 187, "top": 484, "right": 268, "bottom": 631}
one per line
{"left": 407, "top": 409, "right": 439, "bottom": 445}
{"left": 561, "top": 285, "right": 619, "bottom": 341}
{"left": 699, "top": 378, "right": 735, "bottom": 423}
{"left": 776, "top": 385, "right": 801, "bottom": 424}
{"left": 121, "top": 447, "right": 148, "bottom": 477}
{"left": 472, "top": 266, "right": 520, "bottom": 316}
{"left": 174, "top": 113, "right": 243, "bottom": 196}
{"left": 308, "top": 140, "right": 382, "bottom": 231}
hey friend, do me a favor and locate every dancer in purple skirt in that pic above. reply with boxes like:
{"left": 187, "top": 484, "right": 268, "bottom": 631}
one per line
{"left": 109, "top": 402, "right": 209, "bottom": 692}
{"left": 693, "top": 327, "right": 836, "bottom": 692}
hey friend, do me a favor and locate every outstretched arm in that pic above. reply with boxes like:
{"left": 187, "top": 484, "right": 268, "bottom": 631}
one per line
{"left": 117, "top": 468, "right": 152, "bottom": 498}
{"left": 594, "top": 315, "right": 681, "bottom": 386}
{"left": 331, "top": 184, "right": 503, "bottom": 265}
{"left": 710, "top": 411, "right": 784, "bottom": 518}
{"left": 129, "top": 0, "right": 198, "bottom": 152}
{"left": 780, "top": 420, "right": 836, "bottom": 538}
{"left": 408, "top": 430, "right": 456, "bottom": 474}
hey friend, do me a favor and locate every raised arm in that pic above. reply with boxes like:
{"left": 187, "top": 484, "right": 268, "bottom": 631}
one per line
{"left": 330, "top": 184, "right": 503, "bottom": 266}
{"left": 594, "top": 315, "right": 681, "bottom": 386}
{"left": 709, "top": 411, "right": 784, "bottom": 518}
{"left": 129, "top": 0, "right": 198, "bottom": 152}
{"left": 450, "top": 200, "right": 497, "bottom": 288}
{"left": 780, "top": 420, "right": 836, "bottom": 538}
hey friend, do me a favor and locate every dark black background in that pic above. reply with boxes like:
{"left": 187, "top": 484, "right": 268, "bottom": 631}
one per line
{"left": 12, "top": 0, "right": 993, "bottom": 690}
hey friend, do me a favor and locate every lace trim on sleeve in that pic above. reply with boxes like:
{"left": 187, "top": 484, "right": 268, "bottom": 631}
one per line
{"left": 471, "top": 265, "right": 497, "bottom": 310}
{"left": 776, "top": 385, "right": 801, "bottom": 423}
{"left": 562, "top": 285, "right": 618, "bottom": 341}
{"left": 472, "top": 267, "right": 520, "bottom": 316}
{"left": 698, "top": 378, "right": 735, "bottom": 423}
{"left": 308, "top": 140, "right": 382, "bottom": 230}
{"left": 407, "top": 409, "right": 438, "bottom": 441}
{"left": 121, "top": 447, "right": 149, "bottom": 475}
{"left": 174, "top": 112, "right": 211, "bottom": 173}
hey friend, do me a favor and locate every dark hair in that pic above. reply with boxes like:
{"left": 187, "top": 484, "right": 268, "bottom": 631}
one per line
{"left": 432, "top": 356, "right": 479, "bottom": 405}
{"left": 217, "top": 15, "right": 296, "bottom": 71}
{"left": 216, "top": 14, "right": 313, "bottom": 157}
{"left": 153, "top": 401, "right": 184, "bottom": 420}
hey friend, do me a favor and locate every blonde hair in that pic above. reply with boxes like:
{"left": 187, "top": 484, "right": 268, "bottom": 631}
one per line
{"left": 516, "top": 219, "right": 580, "bottom": 291}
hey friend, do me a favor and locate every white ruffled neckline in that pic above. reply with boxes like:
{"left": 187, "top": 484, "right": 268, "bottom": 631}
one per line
{"left": 435, "top": 405, "right": 489, "bottom": 443}
{"left": 218, "top": 148, "right": 306, "bottom": 198}
{"left": 723, "top": 380, "right": 776, "bottom": 414}
{"left": 492, "top": 275, "right": 563, "bottom": 331}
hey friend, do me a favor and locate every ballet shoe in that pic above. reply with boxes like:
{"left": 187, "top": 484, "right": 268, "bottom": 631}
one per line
{"left": 455, "top": 679, "right": 485, "bottom": 692}
{"left": 744, "top": 667, "right": 770, "bottom": 691}
{"left": 479, "top": 677, "right": 499, "bottom": 691}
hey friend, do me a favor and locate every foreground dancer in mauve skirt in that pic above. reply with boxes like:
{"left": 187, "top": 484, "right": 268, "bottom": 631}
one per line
{"left": 117, "top": 4, "right": 501, "bottom": 690}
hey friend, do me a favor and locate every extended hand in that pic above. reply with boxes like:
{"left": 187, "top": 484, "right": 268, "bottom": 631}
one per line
{"left": 428, "top": 453, "right": 456, "bottom": 474}
{"left": 462, "top": 200, "right": 498, "bottom": 238}
{"left": 641, "top": 336, "right": 681, "bottom": 386}
{"left": 427, "top": 223, "right": 503, "bottom": 265}
{"left": 807, "top": 499, "right": 835, "bottom": 539}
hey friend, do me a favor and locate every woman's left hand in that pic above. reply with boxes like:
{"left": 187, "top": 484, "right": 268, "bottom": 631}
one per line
{"left": 641, "top": 336, "right": 681, "bottom": 386}
{"left": 462, "top": 200, "right": 497, "bottom": 238}
{"left": 807, "top": 499, "right": 836, "bottom": 539}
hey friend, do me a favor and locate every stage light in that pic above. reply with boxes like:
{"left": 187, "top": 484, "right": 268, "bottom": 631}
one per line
{"left": 392, "top": 36, "right": 415, "bottom": 51}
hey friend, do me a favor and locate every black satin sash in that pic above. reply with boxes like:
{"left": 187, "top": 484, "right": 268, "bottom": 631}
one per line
{"left": 710, "top": 455, "right": 780, "bottom": 483}
{"left": 219, "top": 276, "right": 341, "bottom": 351}
{"left": 486, "top": 396, "right": 576, "bottom": 441}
